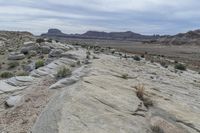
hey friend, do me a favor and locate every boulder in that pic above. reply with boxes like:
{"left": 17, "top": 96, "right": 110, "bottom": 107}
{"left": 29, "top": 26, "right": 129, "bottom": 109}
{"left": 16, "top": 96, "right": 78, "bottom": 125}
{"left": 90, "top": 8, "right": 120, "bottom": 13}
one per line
{"left": 41, "top": 46, "right": 51, "bottom": 54}
{"left": 5, "top": 95, "right": 23, "bottom": 107}
{"left": 23, "top": 63, "right": 35, "bottom": 72}
{"left": 8, "top": 52, "right": 25, "bottom": 60}
{"left": 49, "top": 49, "right": 64, "bottom": 57}
{"left": 20, "top": 47, "right": 29, "bottom": 54}
{"left": 21, "top": 42, "right": 40, "bottom": 54}
{"left": 23, "top": 41, "right": 35, "bottom": 47}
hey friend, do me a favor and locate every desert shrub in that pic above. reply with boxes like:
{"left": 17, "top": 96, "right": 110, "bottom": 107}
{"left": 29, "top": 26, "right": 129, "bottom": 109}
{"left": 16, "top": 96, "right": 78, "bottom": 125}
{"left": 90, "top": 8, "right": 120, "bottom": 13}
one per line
{"left": 0, "top": 71, "right": 14, "bottom": 78}
{"left": 35, "top": 60, "right": 44, "bottom": 69}
{"left": 136, "top": 84, "right": 144, "bottom": 100}
{"left": 56, "top": 66, "right": 71, "bottom": 78}
{"left": 36, "top": 38, "right": 45, "bottom": 44}
{"left": 8, "top": 61, "right": 19, "bottom": 69}
{"left": 133, "top": 56, "right": 141, "bottom": 61}
{"left": 174, "top": 63, "right": 186, "bottom": 71}
{"left": 16, "top": 71, "right": 29, "bottom": 76}
{"left": 151, "top": 125, "right": 164, "bottom": 133}
{"left": 121, "top": 74, "right": 128, "bottom": 79}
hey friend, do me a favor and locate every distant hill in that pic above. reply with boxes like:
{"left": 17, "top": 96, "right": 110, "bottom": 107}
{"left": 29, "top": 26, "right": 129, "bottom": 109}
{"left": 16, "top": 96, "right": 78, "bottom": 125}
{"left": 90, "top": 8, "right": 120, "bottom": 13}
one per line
{"left": 41, "top": 28, "right": 200, "bottom": 45}
{"left": 41, "top": 29, "right": 160, "bottom": 41}
{"left": 157, "top": 30, "right": 200, "bottom": 45}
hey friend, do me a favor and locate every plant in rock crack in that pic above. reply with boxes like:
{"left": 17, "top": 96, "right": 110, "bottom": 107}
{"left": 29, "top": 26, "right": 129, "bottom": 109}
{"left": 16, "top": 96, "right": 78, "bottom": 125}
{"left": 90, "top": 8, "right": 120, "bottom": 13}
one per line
{"left": 35, "top": 60, "right": 44, "bottom": 69}
{"left": 151, "top": 125, "right": 164, "bottom": 133}
{"left": 135, "top": 84, "right": 153, "bottom": 108}
{"left": 121, "top": 73, "right": 128, "bottom": 79}
{"left": 56, "top": 66, "right": 71, "bottom": 78}
{"left": 136, "top": 84, "right": 144, "bottom": 100}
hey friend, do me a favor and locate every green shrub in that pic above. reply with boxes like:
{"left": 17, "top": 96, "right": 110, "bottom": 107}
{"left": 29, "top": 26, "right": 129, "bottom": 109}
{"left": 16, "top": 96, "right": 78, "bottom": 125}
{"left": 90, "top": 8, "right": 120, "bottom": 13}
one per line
{"left": 16, "top": 71, "right": 29, "bottom": 76}
{"left": 35, "top": 60, "right": 44, "bottom": 69}
{"left": 0, "top": 71, "right": 14, "bottom": 78}
{"left": 56, "top": 66, "right": 71, "bottom": 78}
{"left": 174, "top": 63, "right": 186, "bottom": 71}
{"left": 8, "top": 61, "right": 19, "bottom": 69}
{"left": 133, "top": 56, "right": 141, "bottom": 61}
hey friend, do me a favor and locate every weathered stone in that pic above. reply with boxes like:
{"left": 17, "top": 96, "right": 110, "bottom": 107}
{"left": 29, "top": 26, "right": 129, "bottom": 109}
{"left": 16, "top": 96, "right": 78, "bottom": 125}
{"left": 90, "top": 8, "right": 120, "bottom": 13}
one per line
{"left": 49, "top": 49, "right": 64, "bottom": 57}
{"left": 8, "top": 52, "right": 25, "bottom": 60}
{"left": 41, "top": 46, "right": 51, "bottom": 54}
{"left": 29, "top": 50, "right": 37, "bottom": 56}
{"left": 5, "top": 95, "right": 23, "bottom": 107}
{"left": 23, "top": 41, "right": 35, "bottom": 47}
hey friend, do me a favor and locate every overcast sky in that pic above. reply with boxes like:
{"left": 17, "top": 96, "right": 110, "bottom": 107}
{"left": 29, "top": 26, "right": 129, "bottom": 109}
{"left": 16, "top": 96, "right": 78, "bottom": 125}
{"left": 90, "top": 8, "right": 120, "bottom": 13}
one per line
{"left": 0, "top": 0, "right": 200, "bottom": 35}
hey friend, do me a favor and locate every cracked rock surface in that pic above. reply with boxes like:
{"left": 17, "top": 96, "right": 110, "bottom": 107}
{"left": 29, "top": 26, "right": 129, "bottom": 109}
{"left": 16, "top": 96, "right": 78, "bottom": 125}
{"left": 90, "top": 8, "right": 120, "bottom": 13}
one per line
{"left": 0, "top": 44, "right": 200, "bottom": 133}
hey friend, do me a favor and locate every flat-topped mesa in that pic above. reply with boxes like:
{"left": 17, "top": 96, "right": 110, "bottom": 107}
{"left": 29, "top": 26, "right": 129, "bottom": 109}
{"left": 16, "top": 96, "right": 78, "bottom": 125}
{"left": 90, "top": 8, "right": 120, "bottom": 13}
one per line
{"left": 41, "top": 28, "right": 160, "bottom": 41}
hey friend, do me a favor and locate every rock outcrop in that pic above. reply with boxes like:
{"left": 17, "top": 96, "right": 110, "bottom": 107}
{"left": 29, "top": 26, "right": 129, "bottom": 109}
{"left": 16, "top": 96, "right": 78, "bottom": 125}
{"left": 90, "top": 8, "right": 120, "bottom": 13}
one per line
{"left": 0, "top": 42, "right": 200, "bottom": 133}
{"left": 8, "top": 52, "right": 25, "bottom": 60}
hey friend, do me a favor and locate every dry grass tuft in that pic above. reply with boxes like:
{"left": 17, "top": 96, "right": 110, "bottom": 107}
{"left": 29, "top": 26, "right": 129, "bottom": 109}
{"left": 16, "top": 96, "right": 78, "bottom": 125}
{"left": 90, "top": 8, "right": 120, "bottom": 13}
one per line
{"left": 121, "top": 73, "right": 128, "bottom": 79}
{"left": 136, "top": 84, "right": 145, "bottom": 100}
{"left": 151, "top": 125, "right": 164, "bottom": 133}
{"left": 135, "top": 84, "right": 153, "bottom": 108}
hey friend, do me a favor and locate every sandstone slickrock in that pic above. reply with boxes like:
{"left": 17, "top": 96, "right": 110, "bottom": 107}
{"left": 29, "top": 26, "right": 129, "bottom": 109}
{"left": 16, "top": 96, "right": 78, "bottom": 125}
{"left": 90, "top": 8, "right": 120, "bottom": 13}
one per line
{"left": 32, "top": 51, "right": 200, "bottom": 133}
{"left": 1, "top": 42, "right": 200, "bottom": 133}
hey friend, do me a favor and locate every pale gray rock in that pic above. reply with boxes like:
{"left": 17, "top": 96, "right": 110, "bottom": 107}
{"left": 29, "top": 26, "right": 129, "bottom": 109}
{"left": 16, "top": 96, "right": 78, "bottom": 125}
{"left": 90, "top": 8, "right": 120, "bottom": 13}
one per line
{"left": 29, "top": 50, "right": 37, "bottom": 56}
{"left": 41, "top": 46, "right": 51, "bottom": 54}
{"left": 5, "top": 95, "right": 23, "bottom": 107}
{"left": 21, "top": 42, "right": 40, "bottom": 54}
{"left": 8, "top": 52, "right": 25, "bottom": 60}
{"left": 23, "top": 41, "right": 35, "bottom": 47}
{"left": 32, "top": 53, "right": 200, "bottom": 133}
{"left": 20, "top": 47, "right": 29, "bottom": 54}
{"left": 49, "top": 49, "right": 64, "bottom": 57}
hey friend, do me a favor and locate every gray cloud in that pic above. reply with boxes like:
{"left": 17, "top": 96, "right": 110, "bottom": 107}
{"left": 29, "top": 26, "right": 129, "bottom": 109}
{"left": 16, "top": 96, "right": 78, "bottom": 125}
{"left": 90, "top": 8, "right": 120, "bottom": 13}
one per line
{"left": 0, "top": 0, "right": 199, "bottom": 35}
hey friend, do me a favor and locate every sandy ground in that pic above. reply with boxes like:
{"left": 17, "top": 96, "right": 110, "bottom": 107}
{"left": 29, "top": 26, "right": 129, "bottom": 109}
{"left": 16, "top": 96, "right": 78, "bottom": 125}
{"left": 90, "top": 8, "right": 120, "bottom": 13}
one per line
{"left": 0, "top": 77, "right": 56, "bottom": 133}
